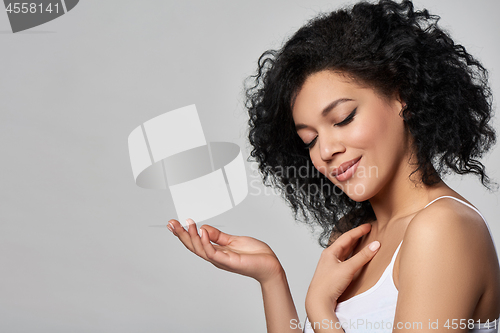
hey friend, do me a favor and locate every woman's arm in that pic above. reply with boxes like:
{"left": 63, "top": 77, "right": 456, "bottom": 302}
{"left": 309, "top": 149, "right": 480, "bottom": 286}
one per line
{"left": 169, "top": 219, "right": 301, "bottom": 332}
{"left": 261, "top": 270, "right": 301, "bottom": 332}
{"left": 305, "top": 223, "right": 380, "bottom": 332}
{"left": 393, "top": 200, "right": 498, "bottom": 332}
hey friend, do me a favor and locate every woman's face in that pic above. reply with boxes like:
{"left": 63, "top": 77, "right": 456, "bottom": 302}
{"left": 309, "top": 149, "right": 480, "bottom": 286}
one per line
{"left": 292, "top": 70, "right": 410, "bottom": 202}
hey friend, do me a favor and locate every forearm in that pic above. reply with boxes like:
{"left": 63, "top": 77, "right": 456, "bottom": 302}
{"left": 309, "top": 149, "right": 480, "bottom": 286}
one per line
{"left": 260, "top": 271, "right": 302, "bottom": 333}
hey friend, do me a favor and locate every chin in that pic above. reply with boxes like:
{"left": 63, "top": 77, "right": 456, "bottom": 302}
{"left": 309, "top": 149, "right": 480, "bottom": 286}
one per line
{"left": 333, "top": 177, "right": 376, "bottom": 202}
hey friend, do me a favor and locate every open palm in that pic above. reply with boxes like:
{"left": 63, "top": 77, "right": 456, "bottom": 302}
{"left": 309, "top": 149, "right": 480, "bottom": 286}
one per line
{"left": 169, "top": 219, "right": 283, "bottom": 284}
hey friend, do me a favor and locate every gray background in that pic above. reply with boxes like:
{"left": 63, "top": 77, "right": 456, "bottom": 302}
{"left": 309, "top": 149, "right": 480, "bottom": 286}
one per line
{"left": 1, "top": 1, "right": 499, "bottom": 332}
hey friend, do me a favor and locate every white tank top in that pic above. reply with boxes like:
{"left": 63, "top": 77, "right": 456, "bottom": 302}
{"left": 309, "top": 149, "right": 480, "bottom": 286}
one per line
{"left": 303, "top": 196, "right": 499, "bottom": 333}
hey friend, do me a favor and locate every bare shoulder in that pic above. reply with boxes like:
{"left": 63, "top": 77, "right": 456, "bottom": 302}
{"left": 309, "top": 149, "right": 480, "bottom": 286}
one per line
{"left": 399, "top": 197, "right": 497, "bottom": 288}
{"left": 396, "top": 197, "right": 500, "bottom": 320}
{"left": 404, "top": 197, "right": 493, "bottom": 252}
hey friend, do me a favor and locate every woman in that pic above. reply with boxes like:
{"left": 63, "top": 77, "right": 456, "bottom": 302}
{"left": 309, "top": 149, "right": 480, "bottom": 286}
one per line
{"left": 167, "top": 0, "right": 500, "bottom": 332}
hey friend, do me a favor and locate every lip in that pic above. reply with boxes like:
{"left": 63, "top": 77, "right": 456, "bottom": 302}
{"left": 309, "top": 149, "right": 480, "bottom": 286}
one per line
{"left": 331, "top": 156, "right": 362, "bottom": 181}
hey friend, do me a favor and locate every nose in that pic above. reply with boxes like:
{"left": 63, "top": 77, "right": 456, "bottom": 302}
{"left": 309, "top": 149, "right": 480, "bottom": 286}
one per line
{"left": 318, "top": 134, "right": 345, "bottom": 161}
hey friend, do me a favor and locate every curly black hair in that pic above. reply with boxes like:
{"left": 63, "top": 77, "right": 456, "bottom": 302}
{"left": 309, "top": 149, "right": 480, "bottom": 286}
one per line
{"left": 245, "top": 0, "right": 496, "bottom": 247}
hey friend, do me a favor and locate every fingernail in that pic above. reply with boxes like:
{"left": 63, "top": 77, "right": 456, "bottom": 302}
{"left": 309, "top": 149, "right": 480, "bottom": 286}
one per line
{"left": 199, "top": 228, "right": 204, "bottom": 238}
{"left": 369, "top": 241, "right": 380, "bottom": 252}
{"left": 167, "top": 223, "right": 173, "bottom": 233}
{"left": 185, "top": 218, "right": 194, "bottom": 230}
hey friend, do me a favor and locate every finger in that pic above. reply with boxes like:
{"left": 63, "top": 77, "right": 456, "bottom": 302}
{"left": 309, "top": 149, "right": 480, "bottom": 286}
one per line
{"left": 169, "top": 219, "right": 195, "bottom": 252}
{"left": 186, "top": 219, "right": 209, "bottom": 260}
{"left": 331, "top": 223, "right": 371, "bottom": 259}
{"left": 167, "top": 220, "right": 177, "bottom": 236}
{"left": 345, "top": 241, "right": 380, "bottom": 273}
{"left": 200, "top": 227, "right": 232, "bottom": 266}
{"left": 201, "top": 224, "right": 234, "bottom": 246}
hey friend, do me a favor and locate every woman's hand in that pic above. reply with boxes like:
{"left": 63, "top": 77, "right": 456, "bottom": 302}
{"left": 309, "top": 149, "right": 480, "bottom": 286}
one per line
{"left": 306, "top": 223, "right": 380, "bottom": 314}
{"left": 168, "top": 219, "right": 284, "bottom": 284}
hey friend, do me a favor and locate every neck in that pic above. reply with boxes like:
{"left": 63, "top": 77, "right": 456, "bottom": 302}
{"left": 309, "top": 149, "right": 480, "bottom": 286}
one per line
{"left": 368, "top": 160, "right": 447, "bottom": 233}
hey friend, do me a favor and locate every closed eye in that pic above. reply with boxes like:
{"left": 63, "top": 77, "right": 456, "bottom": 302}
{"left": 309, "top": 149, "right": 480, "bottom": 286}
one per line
{"left": 302, "top": 108, "right": 356, "bottom": 150}
{"left": 334, "top": 108, "right": 357, "bottom": 126}
{"left": 304, "top": 136, "right": 317, "bottom": 150}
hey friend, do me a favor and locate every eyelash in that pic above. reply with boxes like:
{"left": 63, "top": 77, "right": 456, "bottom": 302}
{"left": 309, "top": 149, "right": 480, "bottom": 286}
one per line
{"left": 303, "top": 108, "right": 357, "bottom": 150}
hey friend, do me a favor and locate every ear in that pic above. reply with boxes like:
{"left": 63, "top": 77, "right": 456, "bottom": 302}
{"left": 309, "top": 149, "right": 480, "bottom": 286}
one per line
{"left": 394, "top": 92, "right": 406, "bottom": 108}
{"left": 393, "top": 93, "right": 407, "bottom": 117}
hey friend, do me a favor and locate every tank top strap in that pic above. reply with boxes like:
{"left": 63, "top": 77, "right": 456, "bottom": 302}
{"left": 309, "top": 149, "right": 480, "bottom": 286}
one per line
{"left": 389, "top": 240, "right": 403, "bottom": 268}
{"left": 424, "top": 195, "right": 485, "bottom": 219}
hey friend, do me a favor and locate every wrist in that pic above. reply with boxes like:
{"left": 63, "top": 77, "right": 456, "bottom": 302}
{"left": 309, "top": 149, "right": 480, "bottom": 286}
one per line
{"left": 259, "top": 267, "right": 287, "bottom": 288}
{"left": 306, "top": 293, "right": 337, "bottom": 318}
{"left": 306, "top": 282, "right": 339, "bottom": 309}
{"left": 306, "top": 303, "right": 340, "bottom": 332}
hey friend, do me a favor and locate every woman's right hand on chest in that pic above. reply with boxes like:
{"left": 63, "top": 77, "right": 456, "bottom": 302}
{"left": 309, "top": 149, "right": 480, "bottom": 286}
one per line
{"left": 168, "top": 219, "right": 284, "bottom": 284}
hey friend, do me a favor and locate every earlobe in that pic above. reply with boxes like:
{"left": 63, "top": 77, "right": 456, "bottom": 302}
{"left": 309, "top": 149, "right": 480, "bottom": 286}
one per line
{"left": 395, "top": 96, "right": 408, "bottom": 119}
{"left": 392, "top": 93, "right": 407, "bottom": 117}
{"left": 397, "top": 96, "right": 406, "bottom": 112}
{"left": 400, "top": 104, "right": 411, "bottom": 122}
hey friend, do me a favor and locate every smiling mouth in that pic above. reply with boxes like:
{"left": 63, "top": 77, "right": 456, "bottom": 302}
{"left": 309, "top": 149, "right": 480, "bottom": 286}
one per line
{"left": 331, "top": 156, "right": 362, "bottom": 179}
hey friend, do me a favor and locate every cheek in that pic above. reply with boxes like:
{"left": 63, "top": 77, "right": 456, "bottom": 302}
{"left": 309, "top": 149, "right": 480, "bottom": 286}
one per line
{"left": 348, "top": 115, "right": 386, "bottom": 148}
{"left": 355, "top": 111, "right": 406, "bottom": 160}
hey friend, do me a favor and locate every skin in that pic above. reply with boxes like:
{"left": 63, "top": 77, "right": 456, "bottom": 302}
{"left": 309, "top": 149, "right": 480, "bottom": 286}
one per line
{"left": 168, "top": 70, "right": 500, "bottom": 332}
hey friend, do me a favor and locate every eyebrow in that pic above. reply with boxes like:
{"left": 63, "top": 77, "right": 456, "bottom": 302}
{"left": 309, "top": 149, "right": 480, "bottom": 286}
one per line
{"left": 295, "top": 98, "right": 353, "bottom": 130}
